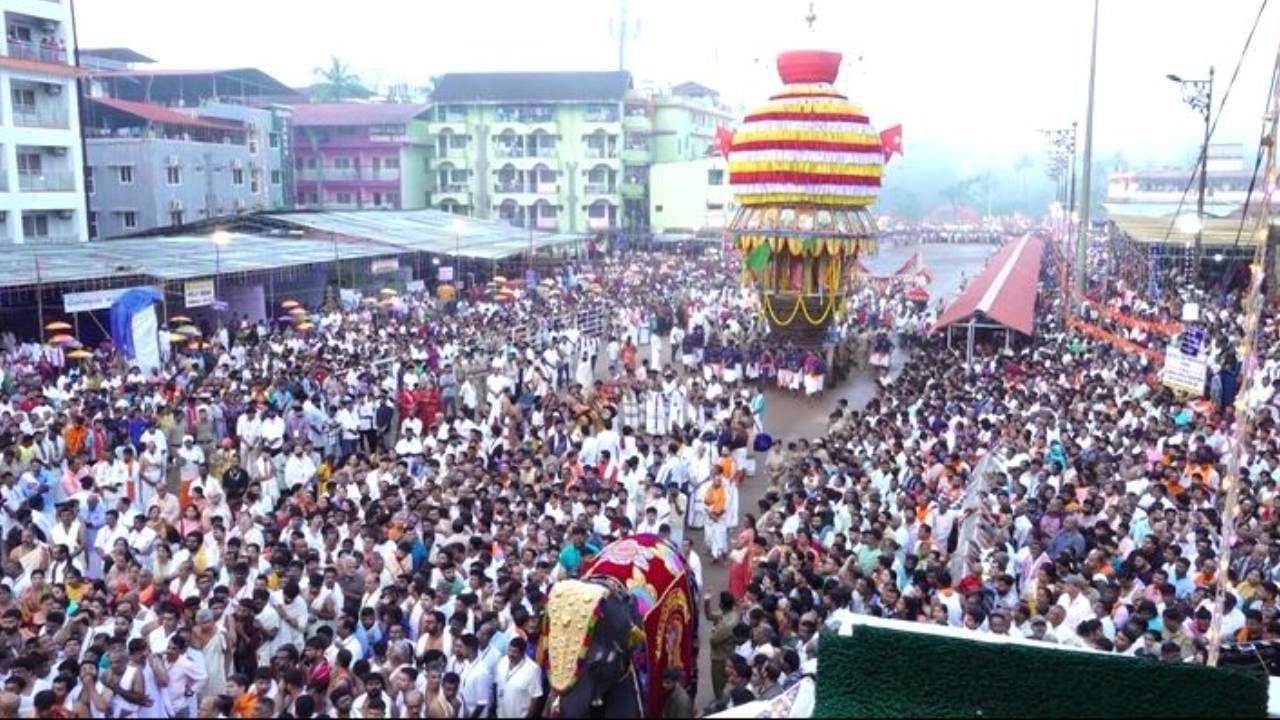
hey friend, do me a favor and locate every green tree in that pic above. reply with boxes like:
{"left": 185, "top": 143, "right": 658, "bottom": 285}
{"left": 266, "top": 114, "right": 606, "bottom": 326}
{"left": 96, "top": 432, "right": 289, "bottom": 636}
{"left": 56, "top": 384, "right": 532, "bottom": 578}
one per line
{"left": 311, "top": 57, "right": 366, "bottom": 102}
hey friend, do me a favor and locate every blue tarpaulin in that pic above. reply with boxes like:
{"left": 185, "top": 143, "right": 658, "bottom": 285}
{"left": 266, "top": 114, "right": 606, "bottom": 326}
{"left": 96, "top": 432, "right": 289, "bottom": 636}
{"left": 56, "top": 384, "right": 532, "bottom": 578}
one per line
{"left": 109, "top": 287, "right": 163, "bottom": 359}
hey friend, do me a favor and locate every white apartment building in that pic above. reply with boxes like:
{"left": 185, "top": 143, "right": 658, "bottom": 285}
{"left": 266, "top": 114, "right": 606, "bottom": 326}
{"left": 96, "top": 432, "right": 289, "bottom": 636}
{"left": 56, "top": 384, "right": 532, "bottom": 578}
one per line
{"left": 0, "top": 0, "right": 87, "bottom": 243}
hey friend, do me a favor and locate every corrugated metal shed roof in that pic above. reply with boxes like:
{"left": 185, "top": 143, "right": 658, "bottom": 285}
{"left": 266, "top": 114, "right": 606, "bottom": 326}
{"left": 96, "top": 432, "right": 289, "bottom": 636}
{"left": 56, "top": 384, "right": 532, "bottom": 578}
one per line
{"left": 932, "top": 234, "right": 1045, "bottom": 336}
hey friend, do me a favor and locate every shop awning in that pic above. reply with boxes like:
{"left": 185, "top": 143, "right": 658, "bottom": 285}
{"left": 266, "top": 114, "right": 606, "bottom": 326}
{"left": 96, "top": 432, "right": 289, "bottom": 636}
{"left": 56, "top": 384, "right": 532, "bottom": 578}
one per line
{"left": 932, "top": 233, "right": 1045, "bottom": 336}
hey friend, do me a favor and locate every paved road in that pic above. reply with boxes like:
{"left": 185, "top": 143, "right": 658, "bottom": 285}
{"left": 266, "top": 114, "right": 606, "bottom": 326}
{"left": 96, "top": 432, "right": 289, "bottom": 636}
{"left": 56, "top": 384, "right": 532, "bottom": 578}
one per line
{"left": 688, "top": 241, "right": 996, "bottom": 710}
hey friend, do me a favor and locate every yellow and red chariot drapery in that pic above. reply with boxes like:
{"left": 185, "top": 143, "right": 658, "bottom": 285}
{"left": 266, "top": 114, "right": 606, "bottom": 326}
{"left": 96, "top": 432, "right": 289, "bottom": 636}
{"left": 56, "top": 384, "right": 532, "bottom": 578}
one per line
{"left": 727, "top": 49, "right": 883, "bottom": 326}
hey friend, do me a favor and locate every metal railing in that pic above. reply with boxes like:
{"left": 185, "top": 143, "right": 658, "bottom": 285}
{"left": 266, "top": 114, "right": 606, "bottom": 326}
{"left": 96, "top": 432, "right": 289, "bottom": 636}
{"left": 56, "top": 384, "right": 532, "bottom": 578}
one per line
{"left": 6, "top": 40, "right": 67, "bottom": 65}
{"left": 438, "top": 183, "right": 469, "bottom": 193}
{"left": 584, "top": 148, "right": 618, "bottom": 159}
{"left": 584, "top": 183, "right": 615, "bottom": 195}
{"left": 18, "top": 171, "right": 75, "bottom": 192}
{"left": 12, "top": 104, "right": 68, "bottom": 129}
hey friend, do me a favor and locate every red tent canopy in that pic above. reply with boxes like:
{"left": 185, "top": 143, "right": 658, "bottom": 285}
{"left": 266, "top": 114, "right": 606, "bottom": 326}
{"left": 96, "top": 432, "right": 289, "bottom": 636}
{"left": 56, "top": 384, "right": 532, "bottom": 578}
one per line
{"left": 931, "top": 234, "right": 1045, "bottom": 336}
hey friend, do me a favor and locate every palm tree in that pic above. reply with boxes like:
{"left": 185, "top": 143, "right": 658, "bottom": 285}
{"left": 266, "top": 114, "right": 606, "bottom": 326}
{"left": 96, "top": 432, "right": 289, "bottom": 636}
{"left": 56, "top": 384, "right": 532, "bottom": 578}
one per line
{"left": 312, "top": 57, "right": 364, "bottom": 102}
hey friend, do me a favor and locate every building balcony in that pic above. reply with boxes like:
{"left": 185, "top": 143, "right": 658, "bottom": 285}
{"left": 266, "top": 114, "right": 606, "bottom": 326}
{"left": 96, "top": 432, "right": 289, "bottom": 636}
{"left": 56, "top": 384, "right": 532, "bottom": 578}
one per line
{"left": 0, "top": 173, "right": 9, "bottom": 191}
{"left": 363, "top": 169, "right": 402, "bottom": 182}
{"left": 620, "top": 181, "right": 646, "bottom": 199}
{"left": 438, "top": 182, "right": 470, "bottom": 194}
{"left": 534, "top": 182, "right": 559, "bottom": 196}
{"left": 622, "top": 114, "right": 652, "bottom": 133}
{"left": 583, "top": 148, "right": 620, "bottom": 161}
{"left": 535, "top": 215, "right": 560, "bottom": 231}
{"left": 18, "top": 170, "right": 75, "bottom": 192}
{"left": 5, "top": 40, "right": 68, "bottom": 66}
{"left": 12, "top": 104, "right": 68, "bottom": 129}
{"left": 297, "top": 167, "right": 359, "bottom": 181}
{"left": 587, "top": 216, "right": 617, "bottom": 231}
{"left": 583, "top": 182, "right": 616, "bottom": 197}
{"left": 436, "top": 150, "right": 470, "bottom": 167}
{"left": 492, "top": 145, "right": 528, "bottom": 159}
{"left": 621, "top": 147, "right": 651, "bottom": 165}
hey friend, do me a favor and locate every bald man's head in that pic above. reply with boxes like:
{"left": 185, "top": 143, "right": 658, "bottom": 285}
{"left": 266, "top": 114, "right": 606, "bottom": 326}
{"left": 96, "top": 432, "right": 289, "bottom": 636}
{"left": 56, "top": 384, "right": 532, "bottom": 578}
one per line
{"left": 0, "top": 691, "right": 18, "bottom": 716}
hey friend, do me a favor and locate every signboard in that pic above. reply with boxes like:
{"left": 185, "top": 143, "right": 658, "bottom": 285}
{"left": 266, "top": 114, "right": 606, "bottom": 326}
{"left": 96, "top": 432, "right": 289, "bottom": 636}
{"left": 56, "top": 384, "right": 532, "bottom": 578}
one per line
{"left": 1161, "top": 347, "right": 1209, "bottom": 395}
{"left": 339, "top": 289, "right": 360, "bottom": 308}
{"left": 577, "top": 308, "right": 605, "bottom": 337}
{"left": 438, "top": 266, "right": 455, "bottom": 282}
{"left": 63, "top": 286, "right": 157, "bottom": 313}
{"left": 1179, "top": 327, "right": 1206, "bottom": 357}
{"left": 371, "top": 257, "right": 400, "bottom": 275}
{"left": 406, "top": 279, "right": 426, "bottom": 293}
{"left": 184, "top": 278, "right": 216, "bottom": 309}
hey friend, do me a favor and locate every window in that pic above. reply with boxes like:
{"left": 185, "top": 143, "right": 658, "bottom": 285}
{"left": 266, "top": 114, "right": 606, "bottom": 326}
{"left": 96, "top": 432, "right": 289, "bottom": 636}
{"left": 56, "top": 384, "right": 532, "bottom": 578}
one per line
{"left": 268, "top": 133, "right": 280, "bottom": 149}
{"left": 88, "top": 212, "right": 97, "bottom": 239}
{"left": 16, "top": 152, "right": 41, "bottom": 175}
{"left": 166, "top": 166, "right": 181, "bottom": 185}
{"left": 304, "top": 157, "right": 318, "bottom": 169}
{"left": 655, "top": 204, "right": 664, "bottom": 213}
{"left": 707, "top": 202, "right": 725, "bottom": 210}
{"left": 23, "top": 213, "right": 48, "bottom": 238}
{"left": 84, "top": 167, "right": 94, "bottom": 195}
{"left": 232, "top": 168, "right": 244, "bottom": 185}
{"left": 333, "top": 157, "right": 352, "bottom": 169}
{"left": 248, "top": 139, "right": 258, "bottom": 155}
{"left": 384, "top": 156, "right": 399, "bottom": 169}
{"left": 122, "top": 211, "right": 137, "bottom": 229}
{"left": 271, "top": 170, "right": 282, "bottom": 185}
{"left": 169, "top": 210, "right": 184, "bottom": 227}
{"left": 449, "top": 133, "right": 466, "bottom": 149}
{"left": 373, "top": 192, "right": 383, "bottom": 206}
{"left": 707, "top": 169, "right": 725, "bottom": 185}
{"left": 118, "top": 165, "right": 134, "bottom": 184}
{"left": 10, "top": 88, "right": 34, "bottom": 110}
{"left": 336, "top": 191, "right": 352, "bottom": 204}
{"left": 251, "top": 177, "right": 260, "bottom": 193}
{"left": 7, "top": 25, "right": 31, "bottom": 43}
{"left": 335, "top": 126, "right": 356, "bottom": 136}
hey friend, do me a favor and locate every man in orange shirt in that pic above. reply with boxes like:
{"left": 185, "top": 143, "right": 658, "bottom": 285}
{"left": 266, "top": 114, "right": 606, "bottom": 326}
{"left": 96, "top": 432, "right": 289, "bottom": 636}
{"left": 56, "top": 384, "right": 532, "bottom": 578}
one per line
{"left": 704, "top": 474, "right": 729, "bottom": 563}
{"left": 62, "top": 416, "right": 87, "bottom": 459}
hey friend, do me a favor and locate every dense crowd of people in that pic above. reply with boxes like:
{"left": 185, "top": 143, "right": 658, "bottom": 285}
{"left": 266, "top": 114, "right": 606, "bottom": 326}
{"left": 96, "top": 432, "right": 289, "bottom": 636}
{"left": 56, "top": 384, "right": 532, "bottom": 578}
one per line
{"left": 0, "top": 226, "right": 1268, "bottom": 718}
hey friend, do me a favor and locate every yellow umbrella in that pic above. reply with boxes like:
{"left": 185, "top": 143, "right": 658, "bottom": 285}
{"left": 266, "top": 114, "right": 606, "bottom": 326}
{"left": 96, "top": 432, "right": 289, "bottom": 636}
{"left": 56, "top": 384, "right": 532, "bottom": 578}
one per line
{"left": 297, "top": 321, "right": 315, "bottom": 330}
{"left": 379, "top": 298, "right": 395, "bottom": 307}
{"left": 44, "top": 321, "right": 72, "bottom": 331}
{"left": 380, "top": 288, "right": 398, "bottom": 296}
{"left": 289, "top": 307, "right": 307, "bottom": 316}
{"left": 493, "top": 275, "right": 508, "bottom": 283}
{"left": 176, "top": 325, "right": 201, "bottom": 336}
{"left": 168, "top": 314, "right": 193, "bottom": 324}
{"left": 48, "top": 334, "right": 75, "bottom": 345}
{"left": 168, "top": 332, "right": 187, "bottom": 342}
{"left": 187, "top": 340, "right": 207, "bottom": 350}
{"left": 66, "top": 349, "right": 92, "bottom": 359}
{"left": 281, "top": 299, "right": 300, "bottom": 309}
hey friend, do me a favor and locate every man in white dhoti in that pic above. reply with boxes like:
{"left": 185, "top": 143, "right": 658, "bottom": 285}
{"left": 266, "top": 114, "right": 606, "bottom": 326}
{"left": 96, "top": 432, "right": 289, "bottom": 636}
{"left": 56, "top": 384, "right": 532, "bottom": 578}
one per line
{"left": 702, "top": 472, "right": 730, "bottom": 563}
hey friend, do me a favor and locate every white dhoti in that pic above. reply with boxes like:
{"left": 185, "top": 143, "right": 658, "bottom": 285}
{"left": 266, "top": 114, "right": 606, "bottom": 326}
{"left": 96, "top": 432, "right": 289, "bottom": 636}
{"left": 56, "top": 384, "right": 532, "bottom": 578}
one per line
{"left": 706, "top": 516, "right": 728, "bottom": 560}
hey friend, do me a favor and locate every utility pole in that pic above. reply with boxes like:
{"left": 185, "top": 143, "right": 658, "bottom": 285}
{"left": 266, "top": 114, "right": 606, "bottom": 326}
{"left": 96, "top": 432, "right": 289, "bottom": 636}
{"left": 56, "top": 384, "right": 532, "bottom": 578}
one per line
{"left": 616, "top": 0, "right": 627, "bottom": 71}
{"left": 1168, "top": 67, "right": 1215, "bottom": 274}
{"left": 1075, "top": 0, "right": 1100, "bottom": 293}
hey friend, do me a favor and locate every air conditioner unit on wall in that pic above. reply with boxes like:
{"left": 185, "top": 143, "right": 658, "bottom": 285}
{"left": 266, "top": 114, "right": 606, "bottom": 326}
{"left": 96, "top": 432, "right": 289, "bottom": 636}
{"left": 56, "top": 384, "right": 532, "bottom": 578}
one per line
{"left": 49, "top": 147, "right": 67, "bottom": 157}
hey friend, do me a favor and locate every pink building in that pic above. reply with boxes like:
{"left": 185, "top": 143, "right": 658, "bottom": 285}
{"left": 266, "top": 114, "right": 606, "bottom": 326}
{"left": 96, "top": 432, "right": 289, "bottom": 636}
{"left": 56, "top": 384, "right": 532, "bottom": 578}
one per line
{"left": 291, "top": 103, "right": 433, "bottom": 210}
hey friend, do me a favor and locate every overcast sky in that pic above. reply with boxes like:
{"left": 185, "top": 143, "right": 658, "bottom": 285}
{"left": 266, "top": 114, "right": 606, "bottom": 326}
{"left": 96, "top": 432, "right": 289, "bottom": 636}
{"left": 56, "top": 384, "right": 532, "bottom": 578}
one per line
{"left": 75, "top": 0, "right": 1280, "bottom": 174}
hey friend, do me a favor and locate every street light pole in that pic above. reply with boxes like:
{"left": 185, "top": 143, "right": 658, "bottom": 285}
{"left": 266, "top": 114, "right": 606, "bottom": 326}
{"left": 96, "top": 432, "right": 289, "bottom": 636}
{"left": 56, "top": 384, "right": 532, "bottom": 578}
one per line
{"left": 1167, "top": 67, "right": 1214, "bottom": 274}
{"left": 211, "top": 230, "right": 230, "bottom": 331}
{"left": 1075, "top": 0, "right": 1100, "bottom": 294}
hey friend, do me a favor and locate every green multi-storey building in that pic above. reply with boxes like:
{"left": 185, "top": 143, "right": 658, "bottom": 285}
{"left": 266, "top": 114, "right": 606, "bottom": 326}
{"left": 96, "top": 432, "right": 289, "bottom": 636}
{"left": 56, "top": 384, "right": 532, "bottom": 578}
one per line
{"left": 428, "top": 72, "right": 735, "bottom": 238}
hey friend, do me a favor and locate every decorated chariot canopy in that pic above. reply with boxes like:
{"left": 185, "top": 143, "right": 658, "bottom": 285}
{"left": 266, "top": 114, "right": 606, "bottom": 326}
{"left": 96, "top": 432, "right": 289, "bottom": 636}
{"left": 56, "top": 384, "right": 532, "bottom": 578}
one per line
{"left": 728, "top": 48, "right": 883, "bottom": 262}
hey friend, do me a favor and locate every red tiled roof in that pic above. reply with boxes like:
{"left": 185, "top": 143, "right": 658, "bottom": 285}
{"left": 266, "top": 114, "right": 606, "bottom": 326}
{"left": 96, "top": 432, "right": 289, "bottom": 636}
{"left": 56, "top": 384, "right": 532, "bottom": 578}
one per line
{"left": 932, "top": 234, "right": 1046, "bottom": 336}
{"left": 87, "top": 96, "right": 243, "bottom": 131}
{"left": 0, "top": 56, "right": 89, "bottom": 78}
{"left": 290, "top": 103, "right": 431, "bottom": 127}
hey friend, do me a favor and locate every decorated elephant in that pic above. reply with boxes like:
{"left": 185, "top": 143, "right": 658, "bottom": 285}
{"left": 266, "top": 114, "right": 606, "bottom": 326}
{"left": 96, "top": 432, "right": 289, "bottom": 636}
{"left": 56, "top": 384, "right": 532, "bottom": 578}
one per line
{"left": 542, "top": 534, "right": 699, "bottom": 718}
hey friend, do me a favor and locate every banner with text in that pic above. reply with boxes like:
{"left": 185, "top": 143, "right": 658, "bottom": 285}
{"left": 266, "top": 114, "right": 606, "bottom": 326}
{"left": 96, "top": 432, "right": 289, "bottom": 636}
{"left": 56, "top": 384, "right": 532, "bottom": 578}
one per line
{"left": 63, "top": 286, "right": 159, "bottom": 314}
{"left": 184, "top": 279, "right": 216, "bottom": 309}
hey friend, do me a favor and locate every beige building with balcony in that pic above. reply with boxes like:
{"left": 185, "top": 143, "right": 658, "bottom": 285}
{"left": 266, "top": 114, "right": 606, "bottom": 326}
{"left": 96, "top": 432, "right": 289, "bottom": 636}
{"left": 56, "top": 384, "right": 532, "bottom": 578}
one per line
{"left": 0, "top": 0, "right": 88, "bottom": 243}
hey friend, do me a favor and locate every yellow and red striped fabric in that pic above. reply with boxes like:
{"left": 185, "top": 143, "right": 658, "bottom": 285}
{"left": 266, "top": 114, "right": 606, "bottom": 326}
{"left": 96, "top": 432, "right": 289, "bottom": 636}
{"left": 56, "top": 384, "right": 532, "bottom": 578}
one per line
{"left": 728, "top": 83, "right": 883, "bottom": 207}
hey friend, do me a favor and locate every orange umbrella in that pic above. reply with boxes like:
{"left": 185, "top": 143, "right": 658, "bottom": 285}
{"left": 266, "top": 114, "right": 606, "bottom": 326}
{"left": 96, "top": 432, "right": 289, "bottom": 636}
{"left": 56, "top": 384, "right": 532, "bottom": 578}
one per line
{"left": 281, "top": 299, "right": 300, "bottom": 309}
{"left": 168, "top": 314, "right": 193, "bottom": 324}
{"left": 66, "top": 349, "right": 92, "bottom": 360}
{"left": 48, "top": 334, "right": 75, "bottom": 345}
{"left": 44, "top": 321, "right": 72, "bottom": 331}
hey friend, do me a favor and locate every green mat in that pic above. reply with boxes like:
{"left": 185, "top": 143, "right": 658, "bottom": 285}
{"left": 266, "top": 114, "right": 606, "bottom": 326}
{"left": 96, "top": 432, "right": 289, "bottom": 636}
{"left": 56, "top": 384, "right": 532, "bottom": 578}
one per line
{"left": 815, "top": 625, "right": 1267, "bottom": 718}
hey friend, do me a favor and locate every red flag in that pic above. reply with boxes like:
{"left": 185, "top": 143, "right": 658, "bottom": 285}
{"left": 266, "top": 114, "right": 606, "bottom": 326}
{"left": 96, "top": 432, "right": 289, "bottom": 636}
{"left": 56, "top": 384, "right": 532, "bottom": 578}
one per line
{"left": 880, "top": 124, "right": 904, "bottom": 164}
{"left": 714, "top": 125, "right": 735, "bottom": 159}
